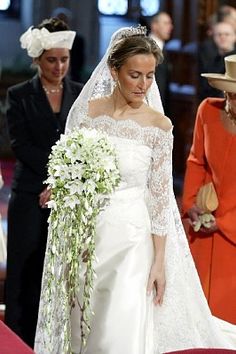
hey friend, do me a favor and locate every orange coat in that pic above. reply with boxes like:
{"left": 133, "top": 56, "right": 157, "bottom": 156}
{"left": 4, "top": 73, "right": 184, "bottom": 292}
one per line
{"left": 182, "top": 97, "right": 236, "bottom": 324}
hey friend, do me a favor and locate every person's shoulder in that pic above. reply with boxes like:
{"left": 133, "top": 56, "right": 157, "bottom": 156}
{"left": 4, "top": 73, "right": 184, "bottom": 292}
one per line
{"left": 8, "top": 79, "right": 32, "bottom": 95}
{"left": 199, "top": 97, "right": 224, "bottom": 111}
{"left": 146, "top": 106, "right": 173, "bottom": 132}
{"left": 199, "top": 38, "right": 217, "bottom": 52}
{"left": 7, "top": 77, "right": 36, "bottom": 98}
{"left": 88, "top": 96, "right": 110, "bottom": 117}
{"left": 197, "top": 98, "right": 224, "bottom": 125}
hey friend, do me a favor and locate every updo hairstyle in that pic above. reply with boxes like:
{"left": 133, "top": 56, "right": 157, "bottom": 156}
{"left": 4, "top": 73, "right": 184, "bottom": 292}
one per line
{"left": 107, "top": 35, "right": 163, "bottom": 70}
{"left": 36, "top": 17, "right": 69, "bottom": 32}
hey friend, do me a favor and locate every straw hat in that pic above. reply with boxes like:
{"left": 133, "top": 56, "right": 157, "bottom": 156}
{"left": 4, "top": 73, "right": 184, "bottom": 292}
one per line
{"left": 201, "top": 54, "right": 236, "bottom": 93}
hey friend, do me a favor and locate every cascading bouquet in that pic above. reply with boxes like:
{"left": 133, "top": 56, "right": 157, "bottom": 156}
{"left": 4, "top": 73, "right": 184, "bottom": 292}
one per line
{"left": 42, "top": 127, "right": 120, "bottom": 353}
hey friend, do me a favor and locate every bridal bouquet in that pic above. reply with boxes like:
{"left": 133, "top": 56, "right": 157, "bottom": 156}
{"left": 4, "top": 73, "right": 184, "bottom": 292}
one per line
{"left": 43, "top": 128, "right": 120, "bottom": 352}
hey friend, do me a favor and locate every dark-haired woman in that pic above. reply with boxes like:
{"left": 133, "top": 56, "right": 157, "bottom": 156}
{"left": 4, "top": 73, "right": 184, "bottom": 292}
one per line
{"left": 5, "top": 17, "right": 83, "bottom": 347}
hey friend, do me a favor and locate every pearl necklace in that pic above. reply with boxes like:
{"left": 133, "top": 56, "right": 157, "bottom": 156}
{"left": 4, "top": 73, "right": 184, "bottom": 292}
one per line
{"left": 43, "top": 83, "right": 63, "bottom": 95}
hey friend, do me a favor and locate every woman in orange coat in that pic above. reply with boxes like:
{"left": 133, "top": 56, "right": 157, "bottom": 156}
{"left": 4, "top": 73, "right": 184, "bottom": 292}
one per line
{"left": 182, "top": 54, "right": 236, "bottom": 324}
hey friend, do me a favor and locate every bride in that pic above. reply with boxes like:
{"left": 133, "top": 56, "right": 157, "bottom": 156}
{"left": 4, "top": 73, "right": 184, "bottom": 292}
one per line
{"left": 34, "top": 26, "right": 236, "bottom": 354}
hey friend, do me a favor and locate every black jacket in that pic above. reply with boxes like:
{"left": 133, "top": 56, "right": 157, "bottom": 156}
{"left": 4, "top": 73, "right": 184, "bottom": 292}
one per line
{"left": 6, "top": 75, "right": 83, "bottom": 193}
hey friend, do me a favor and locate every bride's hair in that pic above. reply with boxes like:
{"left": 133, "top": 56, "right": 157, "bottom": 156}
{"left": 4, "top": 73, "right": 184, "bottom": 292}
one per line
{"left": 107, "top": 35, "right": 163, "bottom": 70}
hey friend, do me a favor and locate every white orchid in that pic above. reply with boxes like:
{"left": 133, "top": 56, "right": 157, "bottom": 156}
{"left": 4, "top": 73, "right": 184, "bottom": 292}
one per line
{"left": 43, "top": 127, "right": 120, "bottom": 353}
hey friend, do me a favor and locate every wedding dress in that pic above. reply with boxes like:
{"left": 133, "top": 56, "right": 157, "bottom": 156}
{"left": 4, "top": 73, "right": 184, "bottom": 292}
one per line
{"left": 70, "top": 114, "right": 236, "bottom": 354}
{"left": 34, "top": 26, "right": 236, "bottom": 354}
{"left": 35, "top": 114, "right": 236, "bottom": 354}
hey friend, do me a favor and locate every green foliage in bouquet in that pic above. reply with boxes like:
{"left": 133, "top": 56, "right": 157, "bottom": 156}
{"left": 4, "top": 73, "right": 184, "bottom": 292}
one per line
{"left": 42, "top": 128, "right": 120, "bottom": 353}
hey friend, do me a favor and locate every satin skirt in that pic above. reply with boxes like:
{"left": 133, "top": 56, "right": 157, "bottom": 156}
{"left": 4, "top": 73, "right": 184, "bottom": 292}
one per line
{"left": 71, "top": 187, "right": 154, "bottom": 354}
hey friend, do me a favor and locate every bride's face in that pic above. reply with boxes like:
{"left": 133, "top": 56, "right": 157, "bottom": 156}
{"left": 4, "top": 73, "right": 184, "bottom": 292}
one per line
{"left": 111, "top": 54, "right": 156, "bottom": 104}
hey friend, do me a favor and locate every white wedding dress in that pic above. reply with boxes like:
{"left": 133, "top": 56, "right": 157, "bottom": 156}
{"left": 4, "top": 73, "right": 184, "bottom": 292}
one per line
{"left": 35, "top": 113, "right": 236, "bottom": 354}
{"left": 71, "top": 115, "right": 236, "bottom": 354}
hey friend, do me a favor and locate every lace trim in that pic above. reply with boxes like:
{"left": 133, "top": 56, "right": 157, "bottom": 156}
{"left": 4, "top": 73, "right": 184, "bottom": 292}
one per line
{"left": 80, "top": 115, "right": 172, "bottom": 150}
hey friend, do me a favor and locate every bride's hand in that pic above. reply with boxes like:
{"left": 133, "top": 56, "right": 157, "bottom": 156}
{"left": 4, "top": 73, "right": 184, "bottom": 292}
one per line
{"left": 39, "top": 187, "right": 51, "bottom": 208}
{"left": 147, "top": 262, "right": 166, "bottom": 306}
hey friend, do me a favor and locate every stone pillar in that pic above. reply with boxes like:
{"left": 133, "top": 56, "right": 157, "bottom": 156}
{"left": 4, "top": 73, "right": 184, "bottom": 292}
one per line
{"left": 21, "top": 0, "right": 33, "bottom": 30}
{"left": 70, "top": 0, "right": 100, "bottom": 69}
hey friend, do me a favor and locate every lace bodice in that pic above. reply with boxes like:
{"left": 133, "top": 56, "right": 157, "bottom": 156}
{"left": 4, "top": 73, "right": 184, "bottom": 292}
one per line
{"left": 73, "top": 114, "right": 173, "bottom": 238}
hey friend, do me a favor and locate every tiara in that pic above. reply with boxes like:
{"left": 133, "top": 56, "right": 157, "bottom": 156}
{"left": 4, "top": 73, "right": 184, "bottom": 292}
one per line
{"left": 110, "top": 25, "right": 147, "bottom": 46}
{"left": 119, "top": 24, "right": 147, "bottom": 38}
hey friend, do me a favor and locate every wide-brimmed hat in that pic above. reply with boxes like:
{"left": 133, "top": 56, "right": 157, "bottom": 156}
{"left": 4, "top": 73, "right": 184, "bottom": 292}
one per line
{"left": 201, "top": 54, "right": 236, "bottom": 93}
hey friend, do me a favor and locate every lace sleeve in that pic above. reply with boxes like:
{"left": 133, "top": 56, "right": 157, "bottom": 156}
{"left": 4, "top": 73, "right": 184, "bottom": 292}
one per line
{"left": 148, "top": 128, "right": 173, "bottom": 237}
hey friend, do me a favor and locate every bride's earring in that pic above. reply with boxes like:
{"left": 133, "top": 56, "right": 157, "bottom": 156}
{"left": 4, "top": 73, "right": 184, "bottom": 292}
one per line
{"left": 113, "top": 78, "right": 120, "bottom": 92}
{"left": 145, "top": 95, "right": 149, "bottom": 106}
{"left": 145, "top": 88, "right": 150, "bottom": 105}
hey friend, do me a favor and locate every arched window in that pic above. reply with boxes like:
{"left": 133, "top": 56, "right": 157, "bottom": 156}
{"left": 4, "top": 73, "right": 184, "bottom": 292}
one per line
{"left": 98, "top": 0, "right": 159, "bottom": 17}
{"left": 0, "top": 0, "right": 20, "bottom": 18}
{"left": 0, "top": 0, "right": 11, "bottom": 10}
{"left": 140, "top": 0, "right": 160, "bottom": 16}
{"left": 98, "top": 0, "right": 128, "bottom": 16}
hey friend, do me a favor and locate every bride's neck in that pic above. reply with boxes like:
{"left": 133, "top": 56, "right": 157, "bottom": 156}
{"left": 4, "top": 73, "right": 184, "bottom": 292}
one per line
{"left": 111, "top": 87, "right": 143, "bottom": 115}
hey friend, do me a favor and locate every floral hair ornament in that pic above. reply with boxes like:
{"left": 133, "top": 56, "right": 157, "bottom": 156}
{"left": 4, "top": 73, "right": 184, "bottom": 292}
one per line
{"left": 20, "top": 26, "right": 76, "bottom": 58}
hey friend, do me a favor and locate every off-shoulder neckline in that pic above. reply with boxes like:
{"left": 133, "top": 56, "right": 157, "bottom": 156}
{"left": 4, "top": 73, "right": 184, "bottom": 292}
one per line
{"left": 86, "top": 114, "right": 173, "bottom": 134}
